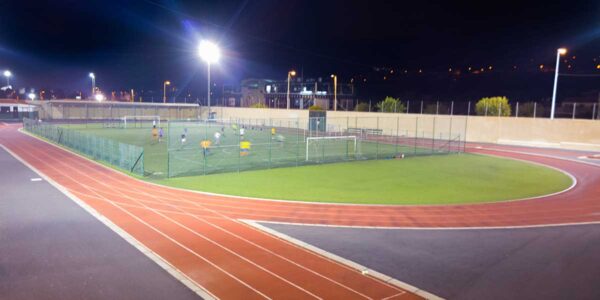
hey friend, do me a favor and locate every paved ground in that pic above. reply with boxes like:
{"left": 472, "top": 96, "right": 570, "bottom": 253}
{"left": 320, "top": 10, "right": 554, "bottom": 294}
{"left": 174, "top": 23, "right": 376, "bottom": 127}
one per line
{"left": 264, "top": 222, "right": 600, "bottom": 300}
{"left": 0, "top": 147, "right": 199, "bottom": 300}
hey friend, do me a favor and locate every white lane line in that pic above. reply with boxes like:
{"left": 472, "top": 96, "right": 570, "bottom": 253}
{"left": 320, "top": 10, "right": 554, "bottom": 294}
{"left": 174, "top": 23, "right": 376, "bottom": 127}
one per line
{"left": 243, "top": 220, "right": 443, "bottom": 300}
{"left": 30, "top": 177, "right": 42, "bottom": 182}
{"left": 0, "top": 144, "right": 217, "bottom": 300}
{"left": 11, "top": 143, "right": 276, "bottom": 300}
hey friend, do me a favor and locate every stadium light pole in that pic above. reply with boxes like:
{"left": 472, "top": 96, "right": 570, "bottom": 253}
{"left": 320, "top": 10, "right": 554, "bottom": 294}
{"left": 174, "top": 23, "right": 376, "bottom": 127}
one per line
{"left": 551, "top": 48, "right": 567, "bottom": 119}
{"left": 3, "top": 70, "right": 12, "bottom": 86}
{"left": 163, "top": 80, "right": 171, "bottom": 103}
{"left": 89, "top": 73, "right": 96, "bottom": 98}
{"left": 330, "top": 74, "right": 338, "bottom": 111}
{"left": 198, "top": 40, "right": 221, "bottom": 116}
{"left": 286, "top": 70, "right": 296, "bottom": 109}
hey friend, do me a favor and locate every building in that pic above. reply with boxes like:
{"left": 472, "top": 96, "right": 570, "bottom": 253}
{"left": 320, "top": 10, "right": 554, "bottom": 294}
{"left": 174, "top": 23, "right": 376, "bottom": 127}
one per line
{"left": 224, "top": 77, "right": 355, "bottom": 110}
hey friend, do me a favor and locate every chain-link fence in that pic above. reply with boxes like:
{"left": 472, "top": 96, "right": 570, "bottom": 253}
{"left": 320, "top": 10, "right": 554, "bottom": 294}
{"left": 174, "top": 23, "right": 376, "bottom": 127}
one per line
{"left": 166, "top": 116, "right": 465, "bottom": 177}
{"left": 23, "top": 118, "right": 145, "bottom": 175}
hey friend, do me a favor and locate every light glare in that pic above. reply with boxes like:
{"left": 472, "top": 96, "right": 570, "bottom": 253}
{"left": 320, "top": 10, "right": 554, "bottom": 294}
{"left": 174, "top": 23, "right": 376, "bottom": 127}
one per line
{"left": 4, "top": 70, "right": 11, "bottom": 77}
{"left": 558, "top": 48, "right": 567, "bottom": 55}
{"left": 198, "top": 40, "right": 221, "bottom": 64}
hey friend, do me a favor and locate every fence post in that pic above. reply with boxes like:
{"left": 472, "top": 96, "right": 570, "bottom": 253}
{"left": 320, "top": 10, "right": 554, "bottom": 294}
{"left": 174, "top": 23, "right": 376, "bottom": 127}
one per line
{"left": 467, "top": 101, "right": 471, "bottom": 116}
{"left": 485, "top": 102, "right": 488, "bottom": 116}
{"left": 534, "top": 102, "right": 537, "bottom": 118}
{"left": 450, "top": 101, "right": 454, "bottom": 116}
{"left": 376, "top": 117, "right": 380, "bottom": 159}
{"left": 516, "top": 102, "right": 519, "bottom": 118}
{"left": 593, "top": 103, "right": 597, "bottom": 120}
{"left": 432, "top": 116, "right": 436, "bottom": 153}
{"left": 394, "top": 102, "right": 397, "bottom": 113}
{"left": 406, "top": 100, "right": 410, "bottom": 114}
{"left": 414, "top": 116, "right": 418, "bottom": 155}
{"left": 572, "top": 102, "right": 576, "bottom": 119}
{"left": 369, "top": 100, "right": 372, "bottom": 112}
{"left": 436, "top": 101, "right": 439, "bottom": 115}
{"left": 420, "top": 101, "right": 424, "bottom": 114}
{"left": 395, "top": 116, "right": 400, "bottom": 156}
{"left": 268, "top": 119, "right": 272, "bottom": 168}
{"left": 498, "top": 103, "right": 502, "bottom": 117}
{"left": 296, "top": 117, "right": 300, "bottom": 166}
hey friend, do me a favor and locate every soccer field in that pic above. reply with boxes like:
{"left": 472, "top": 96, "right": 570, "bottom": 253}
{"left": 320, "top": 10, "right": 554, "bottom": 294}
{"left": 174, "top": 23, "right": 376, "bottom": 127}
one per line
{"left": 62, "top": 121, "right": 452, "bottom": 177}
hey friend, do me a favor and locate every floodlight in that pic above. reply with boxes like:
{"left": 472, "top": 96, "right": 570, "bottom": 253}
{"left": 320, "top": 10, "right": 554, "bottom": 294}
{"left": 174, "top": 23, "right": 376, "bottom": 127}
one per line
{"left": 198, "top": 40, "right": 221, "bottom": 64}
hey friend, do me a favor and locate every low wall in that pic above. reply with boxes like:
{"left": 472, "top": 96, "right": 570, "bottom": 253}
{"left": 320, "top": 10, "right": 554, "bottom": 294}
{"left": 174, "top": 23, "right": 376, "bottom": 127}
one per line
{"left": 212, "top": 107, "right": 600, "bottom": 152}
{"left": 32, "top": 100, "right": 201, "bottom": 121}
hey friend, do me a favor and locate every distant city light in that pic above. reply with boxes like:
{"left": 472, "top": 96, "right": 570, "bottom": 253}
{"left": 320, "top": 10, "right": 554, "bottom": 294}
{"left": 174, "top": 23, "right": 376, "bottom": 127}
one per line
{"left": 89, "top": 72, "right": 95, "bottom": 78}
{"left": 95, "top": 93, "right": 105, "bottom": 101}
{"left": 27, "top": 93, "right": 36, "bottom": 100}
{"left": 198, "top": 40, "right": 221, "bottom": 64}
{"left": 539, "top": 64, "right": 544, "bottom": 69}
{"left": 3, "top": 70, "right": 12, "bottom": 77}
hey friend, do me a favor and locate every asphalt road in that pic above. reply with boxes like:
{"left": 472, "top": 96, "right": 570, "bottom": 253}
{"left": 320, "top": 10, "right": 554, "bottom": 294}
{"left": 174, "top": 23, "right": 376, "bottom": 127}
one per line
{"left": 264, "top": 222, "right": 600, "bottom": 300}
{"left": 0, "top": 147, "right": 198, "bottom": 300}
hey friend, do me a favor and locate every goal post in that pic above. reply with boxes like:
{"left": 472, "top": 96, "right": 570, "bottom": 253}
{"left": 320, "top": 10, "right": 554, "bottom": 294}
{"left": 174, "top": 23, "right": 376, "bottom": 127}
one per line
{"left": 122, "top": 115, "right": 162, "bottom": 129}
{"left": 305, "top": 135, "right": 358, "bottom": 161}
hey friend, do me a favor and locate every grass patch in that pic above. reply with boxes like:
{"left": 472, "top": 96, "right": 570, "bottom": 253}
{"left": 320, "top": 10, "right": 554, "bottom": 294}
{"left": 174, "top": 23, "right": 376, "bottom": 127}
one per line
{"left": 149, "top": 154, "right": 572, "bottom": 205}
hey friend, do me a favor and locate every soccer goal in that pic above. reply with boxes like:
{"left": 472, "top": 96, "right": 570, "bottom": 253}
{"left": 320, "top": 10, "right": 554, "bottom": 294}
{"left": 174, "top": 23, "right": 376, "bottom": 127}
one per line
{"left": 305, "top": 135, "right": 360, "bottom": 162}
{"left": 122, "top": 115, "right": 162, "bottom": 129}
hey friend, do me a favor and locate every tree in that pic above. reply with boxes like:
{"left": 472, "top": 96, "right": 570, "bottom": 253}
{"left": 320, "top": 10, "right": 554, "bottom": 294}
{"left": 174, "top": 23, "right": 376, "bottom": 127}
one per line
{"left": 475, "top": 96, "right": 511, "bottom": 116}
{"left": 376, "top": 96, "right": 406, "bottom": 113}
{"left": 355, "top": 102, "right": 369, "bottom": 112}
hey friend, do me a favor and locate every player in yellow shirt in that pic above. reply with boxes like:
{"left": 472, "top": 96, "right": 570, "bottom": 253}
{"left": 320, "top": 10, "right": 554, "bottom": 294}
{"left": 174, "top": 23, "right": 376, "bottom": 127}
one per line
{"left": 240, "top": 140, "right": 251, "bottom": 156}
{"left": 200, "top": 139, "right": 212, "bottom": 157}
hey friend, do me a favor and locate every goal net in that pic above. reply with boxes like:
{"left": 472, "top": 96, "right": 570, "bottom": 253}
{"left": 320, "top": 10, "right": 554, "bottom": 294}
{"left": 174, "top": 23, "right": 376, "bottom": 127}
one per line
{"left": 122, "top": 115, "right": 162, "bottom": 129}
{"left": 305, "top": 135, "right": 360, "bottom": 162}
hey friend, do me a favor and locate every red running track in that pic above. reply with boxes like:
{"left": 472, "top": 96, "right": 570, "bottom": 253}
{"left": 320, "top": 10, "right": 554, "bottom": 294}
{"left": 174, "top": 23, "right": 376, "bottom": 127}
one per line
{"left": 1, "top": 124, "right": 600, "bottom": 299}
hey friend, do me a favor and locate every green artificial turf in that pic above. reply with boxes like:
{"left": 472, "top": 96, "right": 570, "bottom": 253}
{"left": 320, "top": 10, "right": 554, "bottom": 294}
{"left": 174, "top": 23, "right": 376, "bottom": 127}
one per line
{"left": 149, "top": 154, "right": 573, "bottom": 205}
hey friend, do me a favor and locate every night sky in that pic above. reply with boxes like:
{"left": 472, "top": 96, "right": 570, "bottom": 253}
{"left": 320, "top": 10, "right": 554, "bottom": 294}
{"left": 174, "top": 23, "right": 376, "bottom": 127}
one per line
{"left": 0, "top": 0, "right": 598, "bottom": 100}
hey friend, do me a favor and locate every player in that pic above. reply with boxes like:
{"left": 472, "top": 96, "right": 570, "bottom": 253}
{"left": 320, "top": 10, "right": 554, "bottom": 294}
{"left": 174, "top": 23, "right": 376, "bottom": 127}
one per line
{"left": 200, "top": 139, "right": 212, "bottom": 157}
{"left": 275, "top": 134, "right": 285, "bottom": 148}
{"left": 181, "top": 128, "right": 187, "bottom": 146}
{"left": 214, "top": 131, "right": 221, "bottom": 145}
{"left": 240, "top": 140, "right": 251, "bottom": 156}
{"left": 239, "top": 127, "right": 245, "bottom": 139}
{"left": 158, "top": 127, "right": 164, "bottom": 143}
{"left": 151, "top": 125, "right": 158, "bottom": 143}
{"left": 271, "top": 127, "right": 276, "bottom": 138}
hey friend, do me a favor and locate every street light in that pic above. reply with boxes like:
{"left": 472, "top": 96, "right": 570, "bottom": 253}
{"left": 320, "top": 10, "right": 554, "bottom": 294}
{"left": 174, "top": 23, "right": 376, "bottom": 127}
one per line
{"left": 163, "top": 80, "right": 171, "bottom": 103}
{"left": 198, "top": 40, "right": 221, "bottom": 115}
{"left": 286, "top": 70, "right": 296, "bottom": 109}
{"left": 89, "top": 73, "right": 96, "bottom": 98}
{"left": 551, "top": 48, "right": 567, "bottom": 119}
{"left": 330, "top": 74, "right": 338, "bottom": 111}
{"left": 4, "top": 70, "right": 12, "bottom": 86}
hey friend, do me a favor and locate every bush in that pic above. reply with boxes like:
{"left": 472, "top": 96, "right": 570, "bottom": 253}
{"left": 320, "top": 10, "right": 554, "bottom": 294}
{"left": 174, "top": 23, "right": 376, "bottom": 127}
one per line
{"left": 308, "top": 105, "right": 324, "bottom": 111}
{"left": 475, "top": 96, "right": 511, "bottom": 116}
{"left": 376, "top": 96, "right": 406, "bottom": 113}
{"left": 249, "top": 102, "right": 267, "bottom": 108}
{"left": 355, "top": 102, "right": 369, "bottom": 112}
